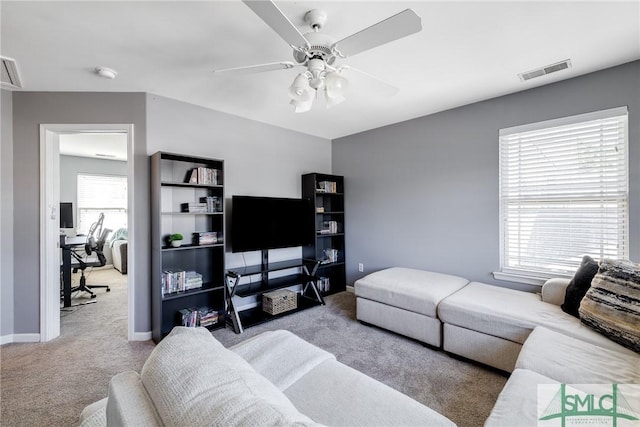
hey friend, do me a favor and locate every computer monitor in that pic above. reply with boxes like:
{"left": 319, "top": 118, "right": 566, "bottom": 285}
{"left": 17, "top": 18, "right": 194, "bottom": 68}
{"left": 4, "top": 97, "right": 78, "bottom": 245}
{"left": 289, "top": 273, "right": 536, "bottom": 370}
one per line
{"left": 60, "top": 202, "right": 74, "bottom": 229}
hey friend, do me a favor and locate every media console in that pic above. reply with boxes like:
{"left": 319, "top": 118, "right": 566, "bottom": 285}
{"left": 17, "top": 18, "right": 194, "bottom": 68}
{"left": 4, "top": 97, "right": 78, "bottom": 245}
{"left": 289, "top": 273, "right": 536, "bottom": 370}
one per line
{"left": 225, "top": 254, "right": 324, "bottom": 334}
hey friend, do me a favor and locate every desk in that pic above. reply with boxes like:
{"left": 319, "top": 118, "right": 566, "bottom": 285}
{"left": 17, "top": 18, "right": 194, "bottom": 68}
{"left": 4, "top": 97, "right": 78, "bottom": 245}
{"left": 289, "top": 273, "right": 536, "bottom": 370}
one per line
{"left": 60, "top": 235, "right": 86, "bottom": 307}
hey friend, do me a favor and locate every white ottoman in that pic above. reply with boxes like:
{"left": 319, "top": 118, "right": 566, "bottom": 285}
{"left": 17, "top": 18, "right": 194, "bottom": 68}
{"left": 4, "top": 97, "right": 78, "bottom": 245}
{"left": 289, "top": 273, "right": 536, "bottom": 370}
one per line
{"left": 354, "top": 267, "right": 469, "bottom": 346}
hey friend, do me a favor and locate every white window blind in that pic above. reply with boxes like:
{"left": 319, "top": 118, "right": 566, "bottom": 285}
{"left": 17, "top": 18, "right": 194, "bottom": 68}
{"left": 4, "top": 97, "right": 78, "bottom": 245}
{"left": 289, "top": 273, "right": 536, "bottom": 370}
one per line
{"left": 499, "top": 107, "right": 629, "bottom": 278}
{"left": 77, "top": 174, "right": 127, "bottom": 235}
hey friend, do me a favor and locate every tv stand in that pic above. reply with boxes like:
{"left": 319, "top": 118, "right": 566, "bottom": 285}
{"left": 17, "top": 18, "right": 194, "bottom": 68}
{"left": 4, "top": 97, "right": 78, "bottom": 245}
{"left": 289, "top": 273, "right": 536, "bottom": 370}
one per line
{"left": 225, "top": 257, "right": 324, "bottom": 333}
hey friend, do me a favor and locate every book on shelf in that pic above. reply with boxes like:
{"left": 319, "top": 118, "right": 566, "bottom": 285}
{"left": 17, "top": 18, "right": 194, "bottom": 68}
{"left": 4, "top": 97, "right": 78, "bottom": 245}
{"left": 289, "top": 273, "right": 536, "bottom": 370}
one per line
{"left": 321, "top": 248, "right": 339, "bottom": 264}
{"left": 192, "top": 231, "right": 221, "bottom": 246}
{"left": 318, "top": 220, "right": 338, "bottom": 234}
{"left": 162, "top": 270, "right": 203, "bottom": 295}
{"left": 180, "top": 202, "right": 208, "bottom": 213}
{"left": 317, "top": 181, "right": 337, "bottom": 193}
{"left": 317, "top": 276, "right": 331, "bottom": 293}
{"left": 180, "top": 197, "right": 221, "bottom": 213}
{"left": 199, "top": 196, "right": 222, "bottom": 213}
{"left": 186, "top": 167, "right": 219, "bottom": 185}
{"left": 178, "top": 306, "right": 220, "bottom": 328}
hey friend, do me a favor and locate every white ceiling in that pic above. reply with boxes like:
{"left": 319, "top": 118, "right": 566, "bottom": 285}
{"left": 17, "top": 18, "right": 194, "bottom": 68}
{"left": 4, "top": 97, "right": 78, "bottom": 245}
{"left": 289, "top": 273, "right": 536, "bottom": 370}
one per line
{"left": 59, "top": 133, "right": 128, "bottom": 161}
{"left": 2, "top": 1, "right": 639, "bottom": 140}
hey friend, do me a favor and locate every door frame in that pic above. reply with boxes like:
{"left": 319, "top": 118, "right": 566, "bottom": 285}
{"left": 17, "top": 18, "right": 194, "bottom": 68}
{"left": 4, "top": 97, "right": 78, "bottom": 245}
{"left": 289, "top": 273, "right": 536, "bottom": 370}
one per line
{"left": 40, "top": 123, "right": 135, "bottom": 341}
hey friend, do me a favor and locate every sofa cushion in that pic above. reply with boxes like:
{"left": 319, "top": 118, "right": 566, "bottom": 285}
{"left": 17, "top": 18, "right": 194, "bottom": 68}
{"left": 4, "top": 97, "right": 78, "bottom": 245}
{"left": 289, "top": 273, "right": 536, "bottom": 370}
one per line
{"left": 579, "top": 259, "right": 640, "bottom": 352}
{"left": 230, "top": 330, "right": 335, "bottom": 390}
{"left": 140, "top": 327, "right": 318, "bottom": 426}
{"left": 354, "top": 267, "right": 468, "bottom": 317}
{"left": 484, "top": 368, "right": 558, "bottom": 427}
{"left": 561, "top": 255, "right": 599, "bottom": 317}
{"left": 106, "top": 371, "right": 162, "bottom": 426}
{"left": 516, "top": 327, "right": 640, "bottom": 384}
{"left": 438, "top": 282, "right": 627, "bottom": 352}
{"left": 284, "top": 359, "right": 456, "bottom": 427}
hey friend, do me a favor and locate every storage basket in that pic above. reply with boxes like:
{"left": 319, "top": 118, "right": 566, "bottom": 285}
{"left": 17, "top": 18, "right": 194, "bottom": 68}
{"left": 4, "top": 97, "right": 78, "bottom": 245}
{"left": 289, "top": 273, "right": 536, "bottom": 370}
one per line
{"left": 262, "top": 289, "right": 298, "bottom": 315}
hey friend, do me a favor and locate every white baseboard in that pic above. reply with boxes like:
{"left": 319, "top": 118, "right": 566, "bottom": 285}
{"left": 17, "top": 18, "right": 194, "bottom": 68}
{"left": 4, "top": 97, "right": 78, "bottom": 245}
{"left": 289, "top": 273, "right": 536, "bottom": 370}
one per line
{"left": 131, "top": 331, "right": 152, "bottom": 341}
{"left": 1, "top": 333, "right": 41, "bottom": 345}
{"left": 346, "top": 285, "right": 354, "bottom": 293}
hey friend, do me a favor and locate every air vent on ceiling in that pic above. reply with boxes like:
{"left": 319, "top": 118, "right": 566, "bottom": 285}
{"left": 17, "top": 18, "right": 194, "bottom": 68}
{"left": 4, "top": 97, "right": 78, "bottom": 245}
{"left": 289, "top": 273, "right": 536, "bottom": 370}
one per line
{"left": 1, "top": 56, "right": 22, "bottom": 89}
{"left": 518, "top": 59, "right": 572, "bottom": 82}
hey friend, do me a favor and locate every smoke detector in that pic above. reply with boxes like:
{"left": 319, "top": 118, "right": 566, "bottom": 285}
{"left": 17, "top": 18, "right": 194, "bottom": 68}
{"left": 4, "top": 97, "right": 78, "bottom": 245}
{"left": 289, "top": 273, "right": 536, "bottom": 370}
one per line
{"left": 518, "top": 59, "right": 572, "bottom": 82}
{"left": 95, "top": 67, "right": 118, "bottom": 79}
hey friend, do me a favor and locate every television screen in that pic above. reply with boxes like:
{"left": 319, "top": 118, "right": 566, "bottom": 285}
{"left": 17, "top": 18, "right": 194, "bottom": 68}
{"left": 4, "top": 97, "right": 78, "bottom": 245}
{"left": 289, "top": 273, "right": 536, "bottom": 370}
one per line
{"left": 231, "top": 196, "right": 314, "bottom": 252}
{"left": 60, "top": 202, "right": 74, "bottom": 228}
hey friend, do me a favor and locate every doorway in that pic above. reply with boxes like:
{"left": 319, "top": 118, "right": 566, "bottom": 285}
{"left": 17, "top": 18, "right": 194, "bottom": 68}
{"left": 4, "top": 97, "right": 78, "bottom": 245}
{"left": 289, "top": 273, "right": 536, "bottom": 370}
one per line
{"left": 40, "top": 124, "right": 135, "bottom": 341}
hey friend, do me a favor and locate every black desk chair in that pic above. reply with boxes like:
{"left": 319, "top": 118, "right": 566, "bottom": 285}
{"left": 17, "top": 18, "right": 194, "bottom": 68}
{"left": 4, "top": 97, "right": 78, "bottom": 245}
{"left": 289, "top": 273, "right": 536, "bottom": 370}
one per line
{"left": 70, "top": 227, "right": 112, "bottom": 298}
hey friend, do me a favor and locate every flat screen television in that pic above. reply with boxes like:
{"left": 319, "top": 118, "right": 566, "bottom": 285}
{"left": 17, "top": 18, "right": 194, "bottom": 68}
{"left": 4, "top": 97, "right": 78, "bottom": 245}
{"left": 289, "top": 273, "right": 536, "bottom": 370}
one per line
{"left": 60, "top": 202, "right": 74, "bottom": 228}
{"left": 231, "top": 195, "right": 314, "bottom": 253}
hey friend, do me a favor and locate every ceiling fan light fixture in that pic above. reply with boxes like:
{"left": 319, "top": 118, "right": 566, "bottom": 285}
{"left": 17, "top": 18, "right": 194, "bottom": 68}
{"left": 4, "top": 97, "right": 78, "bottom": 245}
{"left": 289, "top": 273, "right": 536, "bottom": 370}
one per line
{"left": 325, "top": 71, "right": 348, "bottom": 108}
{"left": 290, "top": 98, "right": 314, "bottom": 113}
{"left": 288, "top": 73, "right": 313, "bottom": 101}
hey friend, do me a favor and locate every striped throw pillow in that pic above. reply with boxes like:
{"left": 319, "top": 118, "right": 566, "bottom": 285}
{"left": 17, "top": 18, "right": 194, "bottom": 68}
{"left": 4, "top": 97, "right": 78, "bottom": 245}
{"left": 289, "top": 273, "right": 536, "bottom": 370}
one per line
{"left": 578, "top": 259, "right": 640, "bottom": 352}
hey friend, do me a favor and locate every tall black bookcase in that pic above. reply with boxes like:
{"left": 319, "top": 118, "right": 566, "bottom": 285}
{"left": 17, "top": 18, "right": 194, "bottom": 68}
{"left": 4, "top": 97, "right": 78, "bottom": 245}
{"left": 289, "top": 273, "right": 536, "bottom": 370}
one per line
{"left": 151, "top": 152, "right": 226, "bottom": 343}
{"left": 302, "top": 173, "right": 346, "bottom": 295}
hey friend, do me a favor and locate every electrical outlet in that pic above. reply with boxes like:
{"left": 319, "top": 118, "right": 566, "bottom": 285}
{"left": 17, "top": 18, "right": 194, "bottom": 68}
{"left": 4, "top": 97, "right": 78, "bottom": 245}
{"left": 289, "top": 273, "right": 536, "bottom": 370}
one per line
{"left": 358, "top": 263, "right": 364, "bottom": 272}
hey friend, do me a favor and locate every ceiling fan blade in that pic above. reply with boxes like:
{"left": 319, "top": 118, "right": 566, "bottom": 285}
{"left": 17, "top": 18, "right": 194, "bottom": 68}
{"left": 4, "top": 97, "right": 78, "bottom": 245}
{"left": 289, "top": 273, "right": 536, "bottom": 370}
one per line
{"left": 242, "top": 0, "right": 310, "bottom": 49}
{"left": 213, "top": 61, "right": 298, "bottom": 75}
{"left": 333, "top": 9, "right": 422, "bottom": 58}
{"left": 340, "top": 66, "right": 399, "bottom": 98}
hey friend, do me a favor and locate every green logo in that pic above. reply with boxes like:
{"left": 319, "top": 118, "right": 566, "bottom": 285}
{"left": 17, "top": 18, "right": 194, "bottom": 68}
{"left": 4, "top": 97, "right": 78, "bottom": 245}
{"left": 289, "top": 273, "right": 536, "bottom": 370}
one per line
{"left": 538, "top": 384, "right": 639, "bottom": 427}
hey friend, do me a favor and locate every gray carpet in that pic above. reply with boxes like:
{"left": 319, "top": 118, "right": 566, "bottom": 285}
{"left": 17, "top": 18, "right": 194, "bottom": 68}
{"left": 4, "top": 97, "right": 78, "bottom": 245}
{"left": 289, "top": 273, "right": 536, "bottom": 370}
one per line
{"left": 0, "top": 267, "right": 155, "bottom": 427}
{"left": 1, "top": 270, "right": 507, "bottom": 427}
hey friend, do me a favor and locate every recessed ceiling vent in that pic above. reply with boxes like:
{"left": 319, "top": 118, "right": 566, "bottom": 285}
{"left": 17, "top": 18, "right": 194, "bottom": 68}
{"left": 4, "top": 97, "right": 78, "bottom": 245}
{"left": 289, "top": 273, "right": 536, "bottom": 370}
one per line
{"left": 518, "top": 59, "right": 572, "bottom": 82}
{"left": 1, "top": 56, "right": 22, "bottom": 89}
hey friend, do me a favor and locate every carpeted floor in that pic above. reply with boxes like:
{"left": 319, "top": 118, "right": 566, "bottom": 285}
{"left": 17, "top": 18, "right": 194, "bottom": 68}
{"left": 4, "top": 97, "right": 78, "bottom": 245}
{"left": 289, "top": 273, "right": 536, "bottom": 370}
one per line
{"left": 0, "top": 267, "right": 154, "bottom": 427}
{"left": 1, "top": 270, "right": 507, "bottom": 427}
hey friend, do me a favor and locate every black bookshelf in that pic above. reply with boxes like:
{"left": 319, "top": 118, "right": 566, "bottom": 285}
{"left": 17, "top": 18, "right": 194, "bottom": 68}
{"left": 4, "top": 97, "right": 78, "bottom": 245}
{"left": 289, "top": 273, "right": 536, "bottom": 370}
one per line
{"left": 151, "top": 152, "right": 226, "bottom": 342}
{"left": 302, "top": 173, "right": 346, "bottom": 295}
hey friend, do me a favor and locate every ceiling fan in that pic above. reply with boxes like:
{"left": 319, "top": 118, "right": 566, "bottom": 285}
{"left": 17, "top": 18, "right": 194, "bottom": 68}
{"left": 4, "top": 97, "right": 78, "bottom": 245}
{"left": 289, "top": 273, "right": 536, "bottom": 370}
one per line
{"left": 214, "top": 1, "right": 422, "bottom": 112}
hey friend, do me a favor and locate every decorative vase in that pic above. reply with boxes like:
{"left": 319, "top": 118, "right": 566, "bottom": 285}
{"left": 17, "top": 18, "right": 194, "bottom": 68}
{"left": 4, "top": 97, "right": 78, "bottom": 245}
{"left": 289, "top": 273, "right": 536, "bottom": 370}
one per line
{"left": 170, "top": 240, "right": 182, "bottom": 247}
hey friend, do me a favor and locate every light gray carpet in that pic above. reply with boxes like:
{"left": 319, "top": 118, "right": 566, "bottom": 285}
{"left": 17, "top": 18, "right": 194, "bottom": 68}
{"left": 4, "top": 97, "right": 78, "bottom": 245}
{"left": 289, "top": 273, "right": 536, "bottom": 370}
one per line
{"left": 0, "top": 267, "right": 155, "bottom": 427}
{"left": 213, "top": 293, "right": 507, "bottom": 427}
{"left": 1, "top": 271, "right": 507, "bottom": 427}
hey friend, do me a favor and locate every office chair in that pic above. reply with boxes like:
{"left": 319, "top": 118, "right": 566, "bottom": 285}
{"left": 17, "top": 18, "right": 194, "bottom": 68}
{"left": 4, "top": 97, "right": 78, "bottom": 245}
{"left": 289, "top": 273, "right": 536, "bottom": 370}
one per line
{"left": 70, "top": 225, "right": 112, "bottom": 299}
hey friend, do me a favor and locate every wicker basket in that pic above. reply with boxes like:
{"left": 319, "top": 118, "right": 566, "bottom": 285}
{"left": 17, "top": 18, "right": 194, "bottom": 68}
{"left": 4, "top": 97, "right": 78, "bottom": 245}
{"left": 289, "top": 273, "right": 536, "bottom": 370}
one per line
{"left": 262, "top": 289, "right": 298, "bottom": 315}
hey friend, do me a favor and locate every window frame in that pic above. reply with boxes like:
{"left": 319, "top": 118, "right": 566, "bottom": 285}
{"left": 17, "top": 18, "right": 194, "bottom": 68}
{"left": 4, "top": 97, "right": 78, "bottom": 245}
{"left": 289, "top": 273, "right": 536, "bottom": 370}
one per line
{"left": 495, "top": 106, "right": 629, "bottom": 285}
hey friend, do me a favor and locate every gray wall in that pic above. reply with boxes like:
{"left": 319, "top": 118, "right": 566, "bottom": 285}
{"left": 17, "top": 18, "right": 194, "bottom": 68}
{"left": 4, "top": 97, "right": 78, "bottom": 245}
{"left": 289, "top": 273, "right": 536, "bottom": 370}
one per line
{"left": 333, "top": 61, "right": 640, "bottom": 292}
{"left": 1, "top": 90, "right": 14, "bottom": 338}
{"left": 145, "top": 94, "right": 332, "bottom": 269}
{"left": 11, "top": 92, "right": 148, "bottom": 334}
{"left": 8, "top": 91, "right": 330, "bottom": 338}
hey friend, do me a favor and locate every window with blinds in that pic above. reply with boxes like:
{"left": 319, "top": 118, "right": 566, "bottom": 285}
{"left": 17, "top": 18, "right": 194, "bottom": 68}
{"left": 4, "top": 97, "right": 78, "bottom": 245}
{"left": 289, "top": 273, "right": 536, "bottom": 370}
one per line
{"left": 77, "top": 173, "right": 128, "bottom": 235}
{"left": 499, "top": 107, "right": 629, "bottom": 279}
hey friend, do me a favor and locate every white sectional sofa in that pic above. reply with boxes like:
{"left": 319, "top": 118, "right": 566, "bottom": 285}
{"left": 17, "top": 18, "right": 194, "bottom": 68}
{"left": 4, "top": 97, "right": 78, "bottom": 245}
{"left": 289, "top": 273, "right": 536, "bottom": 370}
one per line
{"left": 485, "top": 326, "right": 640, "bottom": 426}
{"left": 355, "top": 266, "right": 640, "bottom": 426}
{"left": 79, "top": 327, "right": 455, "bottom": 427}
{"left": 355, "top": 268, "right": 634, "bottom": 372}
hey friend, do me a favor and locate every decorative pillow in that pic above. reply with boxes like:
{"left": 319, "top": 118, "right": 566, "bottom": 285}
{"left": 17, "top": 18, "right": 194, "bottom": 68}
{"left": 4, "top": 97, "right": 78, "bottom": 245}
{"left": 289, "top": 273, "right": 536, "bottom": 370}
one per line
{"left": 561, "top": 255, "right": 600, "bottom": 317}
{"left": 579, "top": 259, "right": 640, "bottom": 352}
